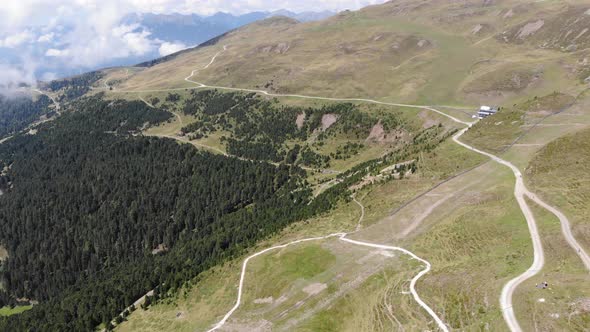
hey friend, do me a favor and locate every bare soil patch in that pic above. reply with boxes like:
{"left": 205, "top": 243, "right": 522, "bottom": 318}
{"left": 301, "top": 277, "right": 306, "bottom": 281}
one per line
{"left": 151, "top": 243, "right": 168, "bottom": 255}
{"left": 321, "top": 114, "right": 338, "bottom": 131}
{"left": 366, "top": 121, "right": 384, "bottom": 142}
{"left": 472, "top": 24, "right": 483, "bottom": 35}
{"left": 0, "top": 246, "right": 8, "bottom": 261}
{"left": 517, "top": 20, "right": 545, "bottom": 39}
{"left": 254, "top": 297, "right": 274, "bottom": 304}
{"left": 295, "top": 112, "right": 306, "bottom": 129}
{"left": 503, "top": 9, "right": 514, "bottom": 19}
{"left": 222, "top": 318, "right": 273, "bottom": 332}
{"left": 418, "top": 110, "right": 440, "bottom": 128}
{"left": 258, "top": 42, "right": 291, "bottom": 54}
{"left": 574, "top": 298, "right": 590, "bottom": 312}
{"left": 302, "top": 283, "right": 327, "bottom": 296}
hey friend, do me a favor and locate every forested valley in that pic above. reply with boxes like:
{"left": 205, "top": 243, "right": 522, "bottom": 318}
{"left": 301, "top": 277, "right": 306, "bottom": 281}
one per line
{"left": 0, "top": 88, "right": 455, "bottom": 331}
{"left": 0, "top": 93, "right": 52, "bottom": 139}
{"left": 0, "top": 93, "right": 342, "bottom": 331}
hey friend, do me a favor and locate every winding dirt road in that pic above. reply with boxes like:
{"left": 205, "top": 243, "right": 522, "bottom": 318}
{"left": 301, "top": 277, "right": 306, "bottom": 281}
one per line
{"left": 205, "top": 199, "right": 450, "bottom": 332}
{"left": 113, "top": 44, "right": 589, "bottom": 331}
{"left": 452, "top": 128, "right": 545, "bottom": 332}
{"left": 181, "top": 45, "right": 590, "bottom": 332}
{"left": 526, "top": 192, "right": 590, "bottom": 270}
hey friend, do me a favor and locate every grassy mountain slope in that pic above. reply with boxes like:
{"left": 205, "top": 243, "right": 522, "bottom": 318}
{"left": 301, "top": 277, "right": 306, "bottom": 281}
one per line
{"left": 93, "top": 0, "right": 588, "bottom": 108}
{"left": 7, "top": 0, "right": 588, "bottom": 331}
{"left": 100, "top": 1, "right": 590, "bottom": 331}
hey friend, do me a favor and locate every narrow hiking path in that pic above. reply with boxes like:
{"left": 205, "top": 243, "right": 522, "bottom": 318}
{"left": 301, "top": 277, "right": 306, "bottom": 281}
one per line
{"left": 205, "top": 198, "right": 450, "bottom": 332}
{"left": 138, "top": 95, "right": 155, "bottom": 108}
{"left": 155, "top": 134, "right": 228, "bottom": 156}
{"left": 352, "top": 195, "right": 365, "bottom": 232}
{"left": 112, "top": 44, "right": 589, "bottom": 332}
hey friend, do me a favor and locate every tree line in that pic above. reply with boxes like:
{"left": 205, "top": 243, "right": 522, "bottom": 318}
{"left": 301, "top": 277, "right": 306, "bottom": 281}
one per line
{"left": 44, "top": 71, "right": 104, "bottom": 101}
{"left": 0, "top": 93, "right": 52, "bottom": 139}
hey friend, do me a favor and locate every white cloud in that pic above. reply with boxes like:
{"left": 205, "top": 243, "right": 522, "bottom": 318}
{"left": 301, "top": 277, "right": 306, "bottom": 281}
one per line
{"left": 144, "top": 0, "right": 388, "bottom": 15}
{"left": 114, "top": 24, "right": 155, "bottom": 55}
{"left": 51, "top": 23, "right": 156, "bottom": 67}
{"left": 0, "top": 30, "right": 34, "bottom": 48}
{"left": 0, "top": 61, "right": 37, "bottom": 92}
{"left": 158, "top": 41, "right": 187, "bottom": 56}
{"left": 41, "top": 71, "right": 57, "bottom": 81}
{"left": 45, "top": 48, "right": 69, "bottom": 57}
{"left": 37, "top": 32, "right": 54, "bottom": 43}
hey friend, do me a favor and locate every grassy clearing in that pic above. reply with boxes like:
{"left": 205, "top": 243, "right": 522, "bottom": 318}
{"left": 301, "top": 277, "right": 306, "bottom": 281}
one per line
{"left": 229, "top": 238, "right": 427, "bottom": 331}
{"left": 116, "top": 199, "right": 362, "bottom": 332}
{"left": 298, "top": 265, "right": 428, "bottom": 332}
{"left": 244, "top": 244, "right": 337, "bottom": 301}
{"left": 0, "top": 305, "right": 32, "bottom": 317}
{"left": 358, "top": 139, "right": 487, "bottom": 231}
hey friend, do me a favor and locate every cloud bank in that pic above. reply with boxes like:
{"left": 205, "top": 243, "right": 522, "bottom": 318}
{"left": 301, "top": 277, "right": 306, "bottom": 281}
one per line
{"left": 0, "top": 0, "right": 387, "bottom": 85}
{"left": 159, "top": 41, "right": 188, "bottom": 56}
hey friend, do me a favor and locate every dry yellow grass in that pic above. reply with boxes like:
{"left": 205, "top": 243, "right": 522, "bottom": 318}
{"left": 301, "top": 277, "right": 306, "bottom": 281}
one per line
{"left": 94, "top": 0, "right": 588, "bottom": 111}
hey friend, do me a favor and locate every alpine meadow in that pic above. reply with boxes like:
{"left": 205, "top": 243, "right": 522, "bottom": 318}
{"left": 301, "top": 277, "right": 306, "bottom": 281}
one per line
{"left": 0, "top": 1, "right": 589, "bottom": 331}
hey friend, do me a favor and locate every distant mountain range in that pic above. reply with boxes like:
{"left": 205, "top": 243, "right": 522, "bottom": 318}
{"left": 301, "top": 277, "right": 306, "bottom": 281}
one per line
{"left": 0, "top": 9, "right": 334, "bottom": 83}
{"left": 123, "top": 10, "right": 335, "bottom": 50}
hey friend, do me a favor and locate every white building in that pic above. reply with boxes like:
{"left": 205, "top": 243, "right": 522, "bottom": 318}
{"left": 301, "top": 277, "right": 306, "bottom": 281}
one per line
{"left": 477, "top": 105, "right": 499, "bottom": 119}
